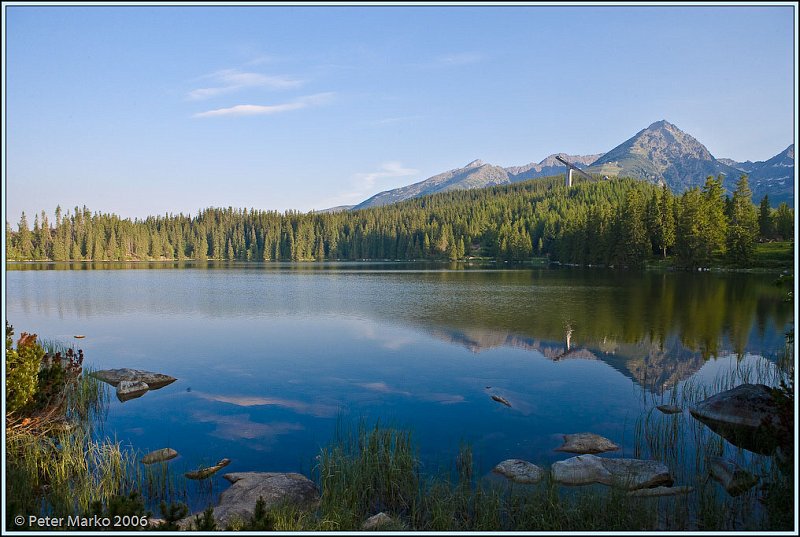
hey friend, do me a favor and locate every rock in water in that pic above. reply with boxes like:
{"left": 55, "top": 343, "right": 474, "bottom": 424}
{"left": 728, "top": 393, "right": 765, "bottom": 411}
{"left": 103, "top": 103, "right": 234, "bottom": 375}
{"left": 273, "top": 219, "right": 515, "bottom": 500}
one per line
{"left": 116, "top": 380, "right": 149, "bottom": 402}
{"left": 600, "top": 458, "right": 673, "bottom": 489}
{"left": 90, "top": 368, "right": 177, "bottom": 389}
{"left": 185, "top": 458, "right": 231, "bottom": 480}
{"left": 627, "top": 486, "right": 694, "bottom": 497}
{"left": 210, "top": 472, "right": 320, "bottom": 527}
{"left": 555, "top": 433, "right": 620, "bottom": 454}
{"left": 656, "top": 405, "right": 683, "bottom": 415}
{"left": 491, "top": 394, "right": 512, "bottom": 407}
{"left": 552, "top": 454, "right": 612, "bottom": 486}
{"left": 690, "top": 383, "right": 784, "bottom": 454}
{"left": 708, "top": 457, "right": 759, "bottom": 496}
{"left": 492, "top": 459, "right": 545, "bottom": 484}
{"left": 362, "top": 512, "right": 396, "bottom": 530}
{"left": 552, "top": 454, "right": 672, "bottom": 490}
{"left": 141, "top": 448, "right": 179, "bottom": 464}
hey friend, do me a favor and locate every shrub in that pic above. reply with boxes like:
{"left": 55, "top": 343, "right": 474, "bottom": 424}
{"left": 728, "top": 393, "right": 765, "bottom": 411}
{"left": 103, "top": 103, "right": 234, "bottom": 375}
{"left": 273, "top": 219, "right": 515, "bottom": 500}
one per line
{"left": 5, "top": 322, "right": 45, "bottom": 414}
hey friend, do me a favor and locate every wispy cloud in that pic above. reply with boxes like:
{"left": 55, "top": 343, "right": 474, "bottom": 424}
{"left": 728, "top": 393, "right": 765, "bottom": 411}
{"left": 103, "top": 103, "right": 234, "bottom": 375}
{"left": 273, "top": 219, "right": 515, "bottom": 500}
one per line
{"left": 313, "top": 161, "right": 418, "bottom": 209}
{"left": 356, "top": 381, "right": 411, "bottom": 396}
{"left": 193, "top": 92, "right": 334, "bottom": 118}
{"left": 191, "top": 410, "right": 303, "bottom": 444}
{"left": 188, "top": 68, "right": 303, "bottom": 100}
{"left": 434, "top": 52, "right": 486, "bottom": 66}
{"left": 353, "top": 161, "right": 419, "bottom": 192}
{"left": 192, "top": 390, "right": 339, "bottom": 417}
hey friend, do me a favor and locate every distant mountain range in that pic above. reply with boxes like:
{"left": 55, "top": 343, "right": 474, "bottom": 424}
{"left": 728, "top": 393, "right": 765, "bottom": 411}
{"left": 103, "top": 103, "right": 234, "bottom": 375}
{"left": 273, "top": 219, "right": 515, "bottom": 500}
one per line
{"left": 348, "top": 120, "right": 794, "bottom": 210}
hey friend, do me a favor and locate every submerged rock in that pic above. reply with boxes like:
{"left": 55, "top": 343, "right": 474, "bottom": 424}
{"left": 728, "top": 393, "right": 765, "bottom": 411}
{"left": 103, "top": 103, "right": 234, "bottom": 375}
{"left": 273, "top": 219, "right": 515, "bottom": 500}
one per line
{"left": 492, "top": 459, "right": 544, "bottom": 484}
{"left": 141, "top": 448, "right": 179, "bottom": 464}
{"left": 552, "top": 454, "right": 672, "bottom": 490}
{"left": 627, "top": 485, "right": 694, "bottom": 497}
{"left": 90, "top": 368, "right": 177, "bottom": 389}
{"left": 116, "top": 380, "right": 149, "bottom": 402}
{"left": 690, "top": 383, "right": 784, "bottom": 454}
{"left": 708, "top": 457, "right": 759, "bottom": 496}
{"left": 656, "top": 405, "right": 683, "bottom": 415}
{"left": 185, "top": 458, "right": 231, "bottom": 480}
{"left": 209, "top": 472, "right": 320, "bottom": 526}
{"left": 491, "top": 394, "right": 512, "bottom": 407}
{"left": 555, "top": 433, "right": 620, "bottom": 454}
{"left": 361, "top": 512, "right": 398, "bottom": 530}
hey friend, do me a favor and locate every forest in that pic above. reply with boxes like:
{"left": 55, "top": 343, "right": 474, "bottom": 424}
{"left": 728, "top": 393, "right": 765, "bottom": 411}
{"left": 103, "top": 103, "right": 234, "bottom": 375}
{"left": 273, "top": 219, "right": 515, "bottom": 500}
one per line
{"left": 5, "top": 174, "right": 794, "bottom": 269}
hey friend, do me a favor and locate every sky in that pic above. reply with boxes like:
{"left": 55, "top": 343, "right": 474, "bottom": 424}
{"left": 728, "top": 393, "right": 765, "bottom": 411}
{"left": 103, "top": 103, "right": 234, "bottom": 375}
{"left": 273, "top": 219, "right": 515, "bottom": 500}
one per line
{"left": 3, "top": 3, "right": 796, "bottom": 223}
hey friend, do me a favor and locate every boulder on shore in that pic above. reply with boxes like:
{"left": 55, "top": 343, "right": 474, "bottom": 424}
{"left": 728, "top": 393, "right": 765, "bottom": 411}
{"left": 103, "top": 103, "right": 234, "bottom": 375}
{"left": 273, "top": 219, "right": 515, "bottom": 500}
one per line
{"left": 204, "top": 472, "right": 320, "bottom": 527}
{"left": 492, "top": 459, "right": 544, "bottom": 484}
{"left": 90, "top": 368, "right": 177, "bottom": 390}
{"left": 116, "top": 380, "right": 149, "bottom": 402}
{"left": 185, "top": 458, "right": 231, "bottom": 480}
{"left": 555, "top": 433, "right": 620, "bottom": 454}
{"left": 141, "top": 448, "right": 179, "bottom": 464}
{"left": 690, "top": 383, "right": 785, "bottom": 455}
{"left": 552, "top": 454, "right": 672, "bottom": 490}
{"left": 708, "top": 457, "right": 759, "bottom": 496}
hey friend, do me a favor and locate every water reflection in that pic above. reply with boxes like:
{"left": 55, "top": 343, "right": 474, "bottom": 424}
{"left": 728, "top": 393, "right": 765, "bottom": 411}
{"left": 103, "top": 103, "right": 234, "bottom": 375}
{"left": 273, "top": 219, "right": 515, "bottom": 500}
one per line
{"left": 7, "top": 264, "right": 791, "bottom": 396}
{"left": 5, "top": 263, "right": 793, "bottom": 487}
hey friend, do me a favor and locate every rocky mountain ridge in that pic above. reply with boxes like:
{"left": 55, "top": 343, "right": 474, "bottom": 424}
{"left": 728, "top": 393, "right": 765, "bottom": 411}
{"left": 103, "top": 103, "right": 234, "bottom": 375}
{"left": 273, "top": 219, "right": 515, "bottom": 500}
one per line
{"left": 349, "top": 120, "right": 793, "bottom": 210}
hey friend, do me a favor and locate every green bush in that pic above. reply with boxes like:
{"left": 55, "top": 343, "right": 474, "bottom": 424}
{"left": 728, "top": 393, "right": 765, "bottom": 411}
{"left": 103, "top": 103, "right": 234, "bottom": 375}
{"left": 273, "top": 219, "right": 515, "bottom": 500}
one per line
{"left": 5, "top": 322, "right": 45, "bottom": 414}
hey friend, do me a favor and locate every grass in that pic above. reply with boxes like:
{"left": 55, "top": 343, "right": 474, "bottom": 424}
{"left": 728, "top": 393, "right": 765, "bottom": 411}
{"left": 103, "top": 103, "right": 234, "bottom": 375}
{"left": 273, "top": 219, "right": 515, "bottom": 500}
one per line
{"left": 753, "top": 241, "right": 794, "bottom": 265}
{"left": 6, "top": 426, "right": 138, "bottom": 528}
{"left": 265, "top": 424, "right": 662, "bottom": 531}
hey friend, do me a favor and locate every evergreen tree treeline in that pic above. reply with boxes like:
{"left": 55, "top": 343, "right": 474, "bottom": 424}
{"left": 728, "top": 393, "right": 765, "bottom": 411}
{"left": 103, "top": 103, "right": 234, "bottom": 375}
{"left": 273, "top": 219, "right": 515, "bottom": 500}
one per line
{"left": 5, "top": 175, "right": 792, "bottom": 268}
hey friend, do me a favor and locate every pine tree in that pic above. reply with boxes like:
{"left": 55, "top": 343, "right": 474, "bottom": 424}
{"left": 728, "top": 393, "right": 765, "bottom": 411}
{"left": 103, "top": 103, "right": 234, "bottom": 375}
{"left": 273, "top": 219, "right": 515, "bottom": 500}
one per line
{"left": 655, "top": 185, "right": 676, "bottom": 258}
{"left": 726, "top": 175, "right": 758, "bottom": 264}
{"left": 702, "top": 175, "right": 728, "bottom": 255}
{"left": 758, "top": 195, "right": 773, "bottom": 239}
{"left": 617, "top": 189, "right": 649, "bottom": 268}
{"left": 774, "top": 202, "right": 793, "bottom": 240}
{"left": 16, "top": 212, "right": 33, "bottom": 259}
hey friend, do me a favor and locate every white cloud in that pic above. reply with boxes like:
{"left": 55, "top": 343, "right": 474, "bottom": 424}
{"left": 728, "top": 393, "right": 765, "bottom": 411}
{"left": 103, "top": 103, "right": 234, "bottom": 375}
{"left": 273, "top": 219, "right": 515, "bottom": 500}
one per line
{"left": 315, "top": 161, "right": 419, "bottom": 209}
{"left": 354, "top": 161, "right": 419, "bottom": 191}
{"left": 188, "top": 68, "right": 303, "bottom": 100}
{"left": 193, "top": 92, "right": 334, "bottom": 118}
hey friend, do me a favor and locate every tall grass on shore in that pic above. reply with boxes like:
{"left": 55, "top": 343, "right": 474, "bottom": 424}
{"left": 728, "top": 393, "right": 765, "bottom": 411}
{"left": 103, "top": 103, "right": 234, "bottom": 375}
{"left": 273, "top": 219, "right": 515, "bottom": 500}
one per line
{"left": 6, "top": 402, "right": 139, "bottom": 528}
{"left": 292, "top": 421, "right": 658, "bottom": 531}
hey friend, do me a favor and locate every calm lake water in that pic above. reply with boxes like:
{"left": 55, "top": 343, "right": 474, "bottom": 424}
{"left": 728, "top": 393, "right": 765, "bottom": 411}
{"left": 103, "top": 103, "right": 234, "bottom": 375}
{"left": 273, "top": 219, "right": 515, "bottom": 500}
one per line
{"left": 5, "top": 262, "right": 793, "bottom": 507}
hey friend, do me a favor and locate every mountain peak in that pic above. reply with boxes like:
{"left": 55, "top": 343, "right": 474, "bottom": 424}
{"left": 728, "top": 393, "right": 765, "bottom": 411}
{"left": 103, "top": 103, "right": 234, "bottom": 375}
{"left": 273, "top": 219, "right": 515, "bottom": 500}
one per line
{"left": 465, "top": 159, "right": 484, "bottom": 168}
{"left": 647, "top": 119, "right": 677, "bottom": 130}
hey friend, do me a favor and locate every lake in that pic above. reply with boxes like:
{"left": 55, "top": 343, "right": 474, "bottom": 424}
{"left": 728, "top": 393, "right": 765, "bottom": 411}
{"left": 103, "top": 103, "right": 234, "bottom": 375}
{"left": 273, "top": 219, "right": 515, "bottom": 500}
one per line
{"left": 5, "top": 262, "right": 793, "bottom": 509}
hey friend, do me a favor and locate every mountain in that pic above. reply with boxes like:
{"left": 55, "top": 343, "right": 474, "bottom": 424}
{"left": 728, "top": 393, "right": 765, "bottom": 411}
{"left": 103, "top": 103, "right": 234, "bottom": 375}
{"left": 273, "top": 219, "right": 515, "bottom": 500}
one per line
{"left": 354, "top": 159, "right": 511, "bottom": 210}
{"left": 354, "top": 154, "right": 600, "bottom": 210}
{"left": 586, "top": 120, "right": 743, "bottom": 191}
{"left": 734, "top": 145, "right": 794, "bottom": 205}
{"left": 505, "top": 153, "right": 602, "bottom": 182}
{"left": 351, "top": 120, "right": 793, "bottom": 209}
{"left": 717, "top": 158, "right": 757, "bottom": 173}
{"left": 317, "top": 205, "right": 354, "bottom": 213}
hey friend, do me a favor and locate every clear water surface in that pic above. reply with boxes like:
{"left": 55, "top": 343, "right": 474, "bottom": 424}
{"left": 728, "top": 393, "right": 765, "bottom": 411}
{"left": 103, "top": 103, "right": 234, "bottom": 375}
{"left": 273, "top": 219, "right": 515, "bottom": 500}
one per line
{"left": 5, "top": 262, "right": 793, "bottom": 507}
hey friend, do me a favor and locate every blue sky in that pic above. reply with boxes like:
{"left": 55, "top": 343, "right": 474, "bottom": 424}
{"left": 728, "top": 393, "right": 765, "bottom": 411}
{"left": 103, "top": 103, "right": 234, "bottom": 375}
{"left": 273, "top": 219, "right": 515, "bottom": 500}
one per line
{"left": 4, "top": 4, "right": 796, "bottom": 222}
